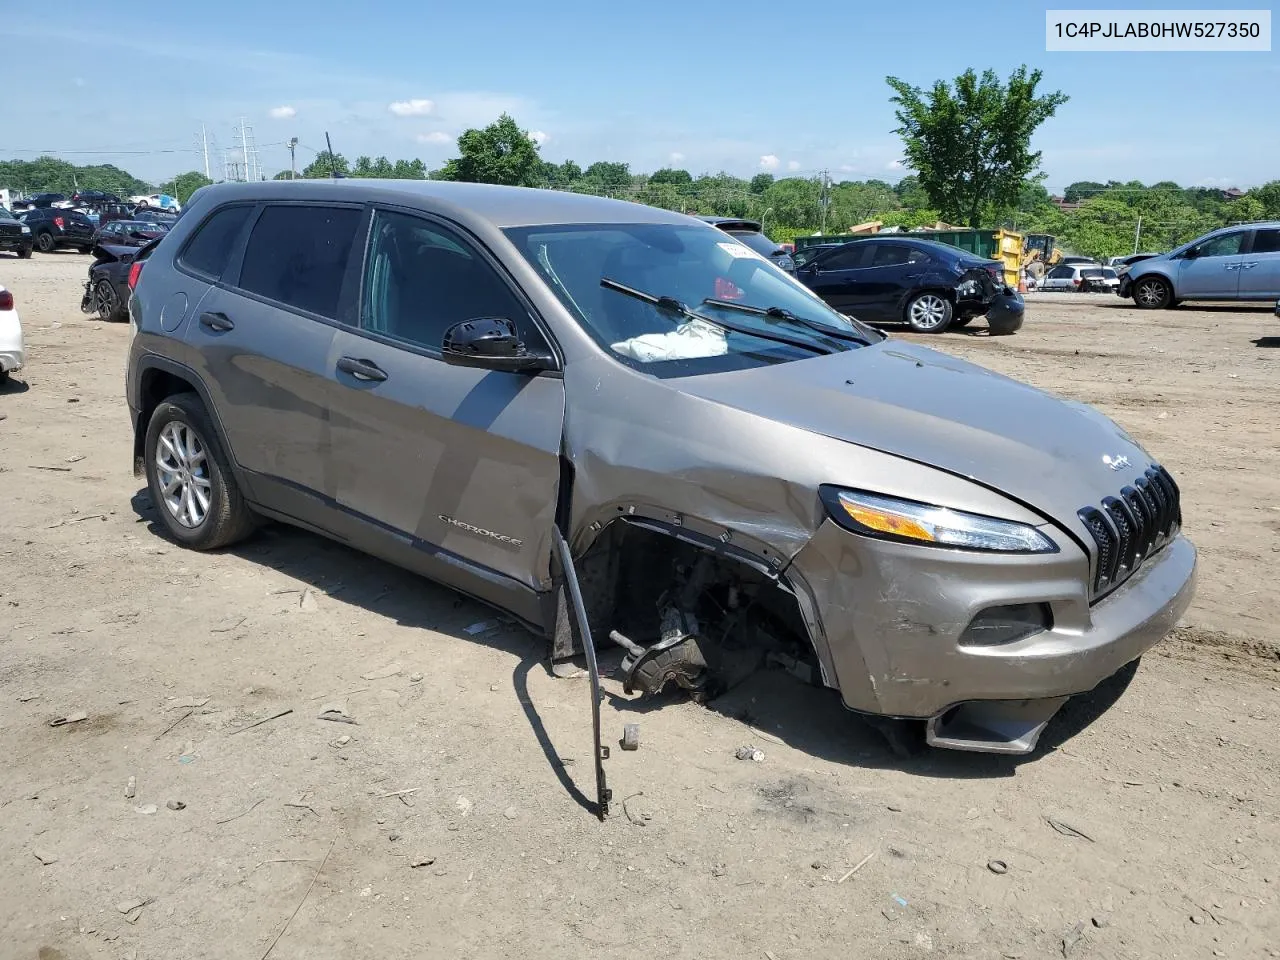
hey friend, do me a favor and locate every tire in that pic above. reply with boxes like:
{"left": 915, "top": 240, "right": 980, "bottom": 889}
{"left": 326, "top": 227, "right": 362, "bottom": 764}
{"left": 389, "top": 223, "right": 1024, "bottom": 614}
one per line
{"left": 905, "top": 291, "right": 953, "bottom": 333}
{"left": 78, "top": 245, "right": 92, "bottom": 255}
{"left": 35, "top": 231, "right": 56, "bottom": 253}
{"left": 144, "top": 394, "right": 256, "bottom": 550}
{"left": 17, "top": 245, "right": 32, "bottom": 259}
{"left": 93, "top": 279, "right": 125, "bottom": 322}
{"left": 1132, "top": 276, "right": 1172, "bottom": 309}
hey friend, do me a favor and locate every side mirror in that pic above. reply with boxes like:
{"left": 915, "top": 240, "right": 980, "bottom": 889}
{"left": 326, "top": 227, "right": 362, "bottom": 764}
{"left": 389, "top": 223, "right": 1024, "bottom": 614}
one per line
{"left": 1183, "top": 245, "right": 1200, "bottom": 259}
{"left": 442, "top": 317, "right": 552, "bottom": 373}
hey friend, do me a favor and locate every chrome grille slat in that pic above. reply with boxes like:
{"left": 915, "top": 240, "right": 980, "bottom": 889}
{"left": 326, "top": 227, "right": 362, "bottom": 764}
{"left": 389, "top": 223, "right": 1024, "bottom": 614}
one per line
{"left": 1078, "top": 463, "right": 1181, "bottom": 599}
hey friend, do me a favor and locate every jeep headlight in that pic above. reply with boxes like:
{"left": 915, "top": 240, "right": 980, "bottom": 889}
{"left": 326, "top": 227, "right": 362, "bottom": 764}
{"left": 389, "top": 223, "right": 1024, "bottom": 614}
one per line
{"left": 820, "top": 487, "right": 1057, "bottom": 554}
{"left": 20, "top": 225, "right": 30, "bottom": 234}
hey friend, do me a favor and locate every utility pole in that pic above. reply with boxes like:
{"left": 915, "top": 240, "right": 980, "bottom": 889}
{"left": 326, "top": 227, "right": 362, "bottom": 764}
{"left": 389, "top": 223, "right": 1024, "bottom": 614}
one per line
{"left": 201, "top": 124, "right": 210, "bottom": 179}
{"left": 288, "top": 138, "right": 298, "bottom": 180}
{"left": 819, "top": 169, "right": 831, "bottom": 235}
{"left": 1133, "top": 215, "right": 1143, "bottom": 254}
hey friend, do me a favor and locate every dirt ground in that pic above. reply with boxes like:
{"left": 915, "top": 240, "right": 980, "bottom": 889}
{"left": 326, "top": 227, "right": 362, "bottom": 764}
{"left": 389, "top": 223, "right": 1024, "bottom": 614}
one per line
{"left": 2, "top": 252, "right": 1278, "bottom": 960}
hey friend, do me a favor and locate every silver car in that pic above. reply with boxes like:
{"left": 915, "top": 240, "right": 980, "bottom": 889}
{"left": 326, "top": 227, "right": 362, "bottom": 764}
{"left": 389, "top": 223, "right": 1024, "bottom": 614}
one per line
{"left": 1122, "top": 221, "right": 1280, "bottom": 308}
{"left": 125, "top": 181, "right": 1196, "bottom": 756}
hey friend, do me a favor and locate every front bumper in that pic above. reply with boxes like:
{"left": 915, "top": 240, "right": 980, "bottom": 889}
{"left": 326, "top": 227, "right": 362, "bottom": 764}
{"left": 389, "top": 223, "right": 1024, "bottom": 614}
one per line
{"left": 786, "top": 521, "right": 1196, "bottom": 743}
{"left": 0, "top": 236, "right": 32, "bottom": 252}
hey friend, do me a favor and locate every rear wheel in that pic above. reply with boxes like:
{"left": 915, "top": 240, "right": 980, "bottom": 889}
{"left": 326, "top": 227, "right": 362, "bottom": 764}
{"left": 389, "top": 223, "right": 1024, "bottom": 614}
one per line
{"left": 144, "top": 394, "right": 256, "bottom": 550}
{"left": 905, "top": 292, "right": 953, "bottom": 333}
{"left": 35, "top": 231, "right": 56, "bottom": 253}
{"left": 1132, "top": 276, "right": 1172, "bottom": 309}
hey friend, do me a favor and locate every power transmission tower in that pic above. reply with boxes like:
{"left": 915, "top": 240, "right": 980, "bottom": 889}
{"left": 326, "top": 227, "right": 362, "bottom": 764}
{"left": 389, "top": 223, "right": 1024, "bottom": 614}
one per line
{"left": 236, "top": 117, "right": 261, "bottom": 182}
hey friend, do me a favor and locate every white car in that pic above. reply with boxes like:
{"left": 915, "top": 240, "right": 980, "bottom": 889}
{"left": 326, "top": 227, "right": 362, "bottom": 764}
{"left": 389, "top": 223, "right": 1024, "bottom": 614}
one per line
{"left": 1041, "top": 263, "right": 1120, "bottom": 293}
{"left": 0, "top": 284, "right": 23, "bottom": 384}
{"left": 130, "top": 194, "right": 181, "bottom": 212}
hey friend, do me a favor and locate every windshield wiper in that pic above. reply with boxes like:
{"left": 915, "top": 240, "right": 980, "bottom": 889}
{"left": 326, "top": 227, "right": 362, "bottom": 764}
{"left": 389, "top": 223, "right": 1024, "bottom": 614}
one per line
{"left": 701, "top": 297, "right": 873, "bottom": 345}
{"left": 600, "top": 278, "right": 833, "bottom": 355}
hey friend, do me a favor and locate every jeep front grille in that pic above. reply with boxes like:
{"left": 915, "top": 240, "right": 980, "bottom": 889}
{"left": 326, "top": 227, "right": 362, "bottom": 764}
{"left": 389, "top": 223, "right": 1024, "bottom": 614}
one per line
{"left": 1078, "top": 464, "right": 1181, "bottom": 599}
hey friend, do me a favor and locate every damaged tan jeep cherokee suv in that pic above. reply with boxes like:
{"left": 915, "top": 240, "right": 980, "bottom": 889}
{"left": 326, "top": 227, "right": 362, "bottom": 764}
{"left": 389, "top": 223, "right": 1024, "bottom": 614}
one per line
{"left": 126, "top": 180, "right": 1197, "bottom": 755}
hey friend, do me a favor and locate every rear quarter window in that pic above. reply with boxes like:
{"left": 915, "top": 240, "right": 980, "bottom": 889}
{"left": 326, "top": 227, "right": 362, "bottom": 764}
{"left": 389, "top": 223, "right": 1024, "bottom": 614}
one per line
{"left": 178, "top": 205, "right": 254, "bottom": 279}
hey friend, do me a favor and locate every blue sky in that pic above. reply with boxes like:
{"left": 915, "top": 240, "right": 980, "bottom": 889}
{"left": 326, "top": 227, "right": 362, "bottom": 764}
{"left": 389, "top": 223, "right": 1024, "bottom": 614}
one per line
{"left": 5, "top": 1, "right": 1276, "bottom": 189}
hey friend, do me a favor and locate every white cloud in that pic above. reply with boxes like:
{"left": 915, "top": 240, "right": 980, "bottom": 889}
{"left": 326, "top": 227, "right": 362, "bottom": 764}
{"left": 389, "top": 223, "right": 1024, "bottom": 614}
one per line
{"left": 786, "top": 160, "right": 801, "bottom": 171}
{"left": 886, "top": 159, "right": 904, "bottom": 170}
{"left": 838, "top": 164, "right": 855, "bottom": 173}
{"left": 416, "top": 131, "right": 452, "bottom": 145}
{"left": 528, "top": 129, "right": 549, "bottom": 145}
{"left": 389, "top": 98, "right": 435, "bottom": 117}
{"left": 759, "top": 154, "right": 780, "bottom": 171}
{"left": 268, "top": 105, "right": 296, "bottom": 119}
{"left": 668, "top": 151, "right": 685, "bottom": 163}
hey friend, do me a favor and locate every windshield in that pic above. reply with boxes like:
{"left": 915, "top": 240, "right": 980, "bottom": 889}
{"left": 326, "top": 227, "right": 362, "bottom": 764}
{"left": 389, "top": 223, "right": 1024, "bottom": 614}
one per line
{"left": 504, "top": 222, "right": 877, "bottom": 376}
{"left": 1080, "top": 268, "right": 1103, "bottom": 278}
{"left": 0, "top": 207, "right": 12, "bottom": 219}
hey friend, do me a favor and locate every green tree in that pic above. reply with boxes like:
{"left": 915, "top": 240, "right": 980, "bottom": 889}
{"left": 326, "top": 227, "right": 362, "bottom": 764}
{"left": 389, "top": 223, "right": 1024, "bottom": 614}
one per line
{"left": 160, "top": 171, "right": 213, "bottom": 204}
{"left": 648, "top": 167, "right": 693, "bottom": 186}
{"left": 1254, "top": 181, "right": 1280, "bottom": 219}
{"left": 438, "top": 114, "right": 542, "bottom": 187}
{"left": 1063, "top": 180, "right": 1104, "bottom": 203}
{"left": 301, "top": 151, "right": 349, "bottom": 178}
{"left": 750, "top": 172, "right": 775, "bottom": 194}
{"left": 886, "top": 66, "right": 1069, "bottom": 227}
{"left": 582, "top": 161, "right": 632, "bottom": 192}
{"left": 391, "top": 158, "right": 427, "bottom": 179}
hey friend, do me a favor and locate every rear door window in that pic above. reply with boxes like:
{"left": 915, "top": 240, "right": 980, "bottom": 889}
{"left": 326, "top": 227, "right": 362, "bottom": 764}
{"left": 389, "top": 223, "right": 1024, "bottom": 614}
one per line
{"left": 237, "top": 205, "right": 361, "bottom": 319}
{"left": 1251, "top": 229, "right": 1280, "bottom": 254}
{"left": 179, "top": 205, "right": 254, "bottom": 279}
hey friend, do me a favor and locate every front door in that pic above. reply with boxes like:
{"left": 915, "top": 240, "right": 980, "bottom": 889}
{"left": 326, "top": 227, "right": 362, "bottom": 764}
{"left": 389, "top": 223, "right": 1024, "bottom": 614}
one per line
{"left": 326, "top": 207, "right": 565, "bottom": 612}
{"left": 1239, "top": 227, "right": 1280, "bottom": 300}
{"left": 800, "top": 242, "right": 871, "bottom": 312}
{"left": 1176, "top": 230, "right": 1246, "bottom": 298}
{"left": 183, "top": 201, "right": 364, "bottom": 527}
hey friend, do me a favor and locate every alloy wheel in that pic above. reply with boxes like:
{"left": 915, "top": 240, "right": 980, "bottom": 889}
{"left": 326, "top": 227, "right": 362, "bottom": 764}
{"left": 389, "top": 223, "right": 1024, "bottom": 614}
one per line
{"left": 155, "top": 421, "right": 212, "bottom": 528}
{"left": 1136, "top": 279, "right": 1166, "bottom": 307}
{"left": 94, "top": 281, "right": 118, "bottom": 321}
{"left": 909, "top": 294, "right": 948, "bottom": 330}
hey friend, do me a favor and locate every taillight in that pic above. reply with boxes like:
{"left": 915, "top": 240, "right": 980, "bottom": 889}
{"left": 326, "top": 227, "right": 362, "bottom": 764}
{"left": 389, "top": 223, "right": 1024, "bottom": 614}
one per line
{"left": 54, "top": 216, "right": 65, "bottom": 228}
{"left": 0, "top": 290, "right": 13, "bottom": 311}
{"left": 1072, "top": 277, "right": 1081, "bottom": 285}
{"left": 128, "top": 261, "right": 143, "bottom": 290}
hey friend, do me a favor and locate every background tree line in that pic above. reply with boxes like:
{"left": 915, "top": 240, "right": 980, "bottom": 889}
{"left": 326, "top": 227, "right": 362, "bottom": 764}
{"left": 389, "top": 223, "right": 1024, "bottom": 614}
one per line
{"left": 6, "top": 67, "right": 1277, "bottom": 260}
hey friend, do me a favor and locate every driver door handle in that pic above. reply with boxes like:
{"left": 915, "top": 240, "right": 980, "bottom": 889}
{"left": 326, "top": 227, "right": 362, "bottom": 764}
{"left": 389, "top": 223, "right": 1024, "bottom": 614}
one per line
{"left": 337, "top": 356, "right": 388, "bottom": 382}
{"left": 199, "top": 311, "right": 234, "bottom": 332}
{"left": 1239, "top": 262, "right": 1258, "bottom": 269}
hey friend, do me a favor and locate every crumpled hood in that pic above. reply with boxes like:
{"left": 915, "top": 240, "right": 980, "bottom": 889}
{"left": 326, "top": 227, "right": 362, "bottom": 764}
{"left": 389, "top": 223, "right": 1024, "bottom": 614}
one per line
{"left": 676, "top": 340, "right": 1151, "bottom": 532}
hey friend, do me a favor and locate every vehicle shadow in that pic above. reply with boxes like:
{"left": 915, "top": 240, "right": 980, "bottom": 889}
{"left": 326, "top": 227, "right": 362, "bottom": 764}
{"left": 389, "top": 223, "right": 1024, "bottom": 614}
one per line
{"left": 129, "top": 489, "right": 1143, "bottom": 795}
{"left": 1253, "top": 337, "right": 1280, "bottom": 348}
{"left": 0, "top": 376, "right": 31, "bottom": 394}
{"left": 1097, "top": 301, "right": 1276, "bottom": 313}
{"left": 128, "top": 487, "right": 595, "bottom": 814}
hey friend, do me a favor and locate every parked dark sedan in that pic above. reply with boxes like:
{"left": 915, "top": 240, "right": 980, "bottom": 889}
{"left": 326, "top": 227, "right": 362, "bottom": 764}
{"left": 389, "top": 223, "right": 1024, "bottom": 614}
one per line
{"left": 81, "top": 239, "right": 160, "bottom": 322}
{"left": 794, "top": 237, "right": 1019, "bottom": 334}
{"left": 91, "top": 219, "right": 168, "bottom": 248}
{"left": 19, "top": 207, "right": 96, "bottom": 253}
{"left": 698, "top": 217, "right": 795, "bottom": 273}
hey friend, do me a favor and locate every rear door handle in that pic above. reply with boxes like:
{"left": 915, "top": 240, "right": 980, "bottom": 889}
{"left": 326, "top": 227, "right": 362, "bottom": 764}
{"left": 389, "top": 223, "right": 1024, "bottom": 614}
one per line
{"left": 199, "top": 311, "right": 234, "bottom": 332}
{"left": 1240, "top": 262, "right": 1258, "bottom": 270}
{"left": 337, "top": 356, "right": 388, "bottom": 382}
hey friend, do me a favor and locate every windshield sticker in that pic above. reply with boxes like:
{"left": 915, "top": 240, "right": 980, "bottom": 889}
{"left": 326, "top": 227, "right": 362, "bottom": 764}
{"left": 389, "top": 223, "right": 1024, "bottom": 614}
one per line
{"left": 718, "top": 241, "right": 761, "bottom": 260}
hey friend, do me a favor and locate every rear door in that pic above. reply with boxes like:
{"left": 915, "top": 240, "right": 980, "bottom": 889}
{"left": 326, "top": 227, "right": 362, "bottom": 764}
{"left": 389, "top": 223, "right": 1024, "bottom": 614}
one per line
{"left": 325, "top": 206, "right": 565, "bottom": 610}
{"left": 844, "top": 242, "right": 931, "bottom": 321}
{"left": 1238, "top": 227, "right": 1280, "bottom": 299}
{"left": 800, "top": 242, "right": 871, "bottom": 311}
{"left": 1175, "top": 230, "right": 1245, "bottom": 298}
{"left": 182, "top": 201, "right": 364, "bottom": 527}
